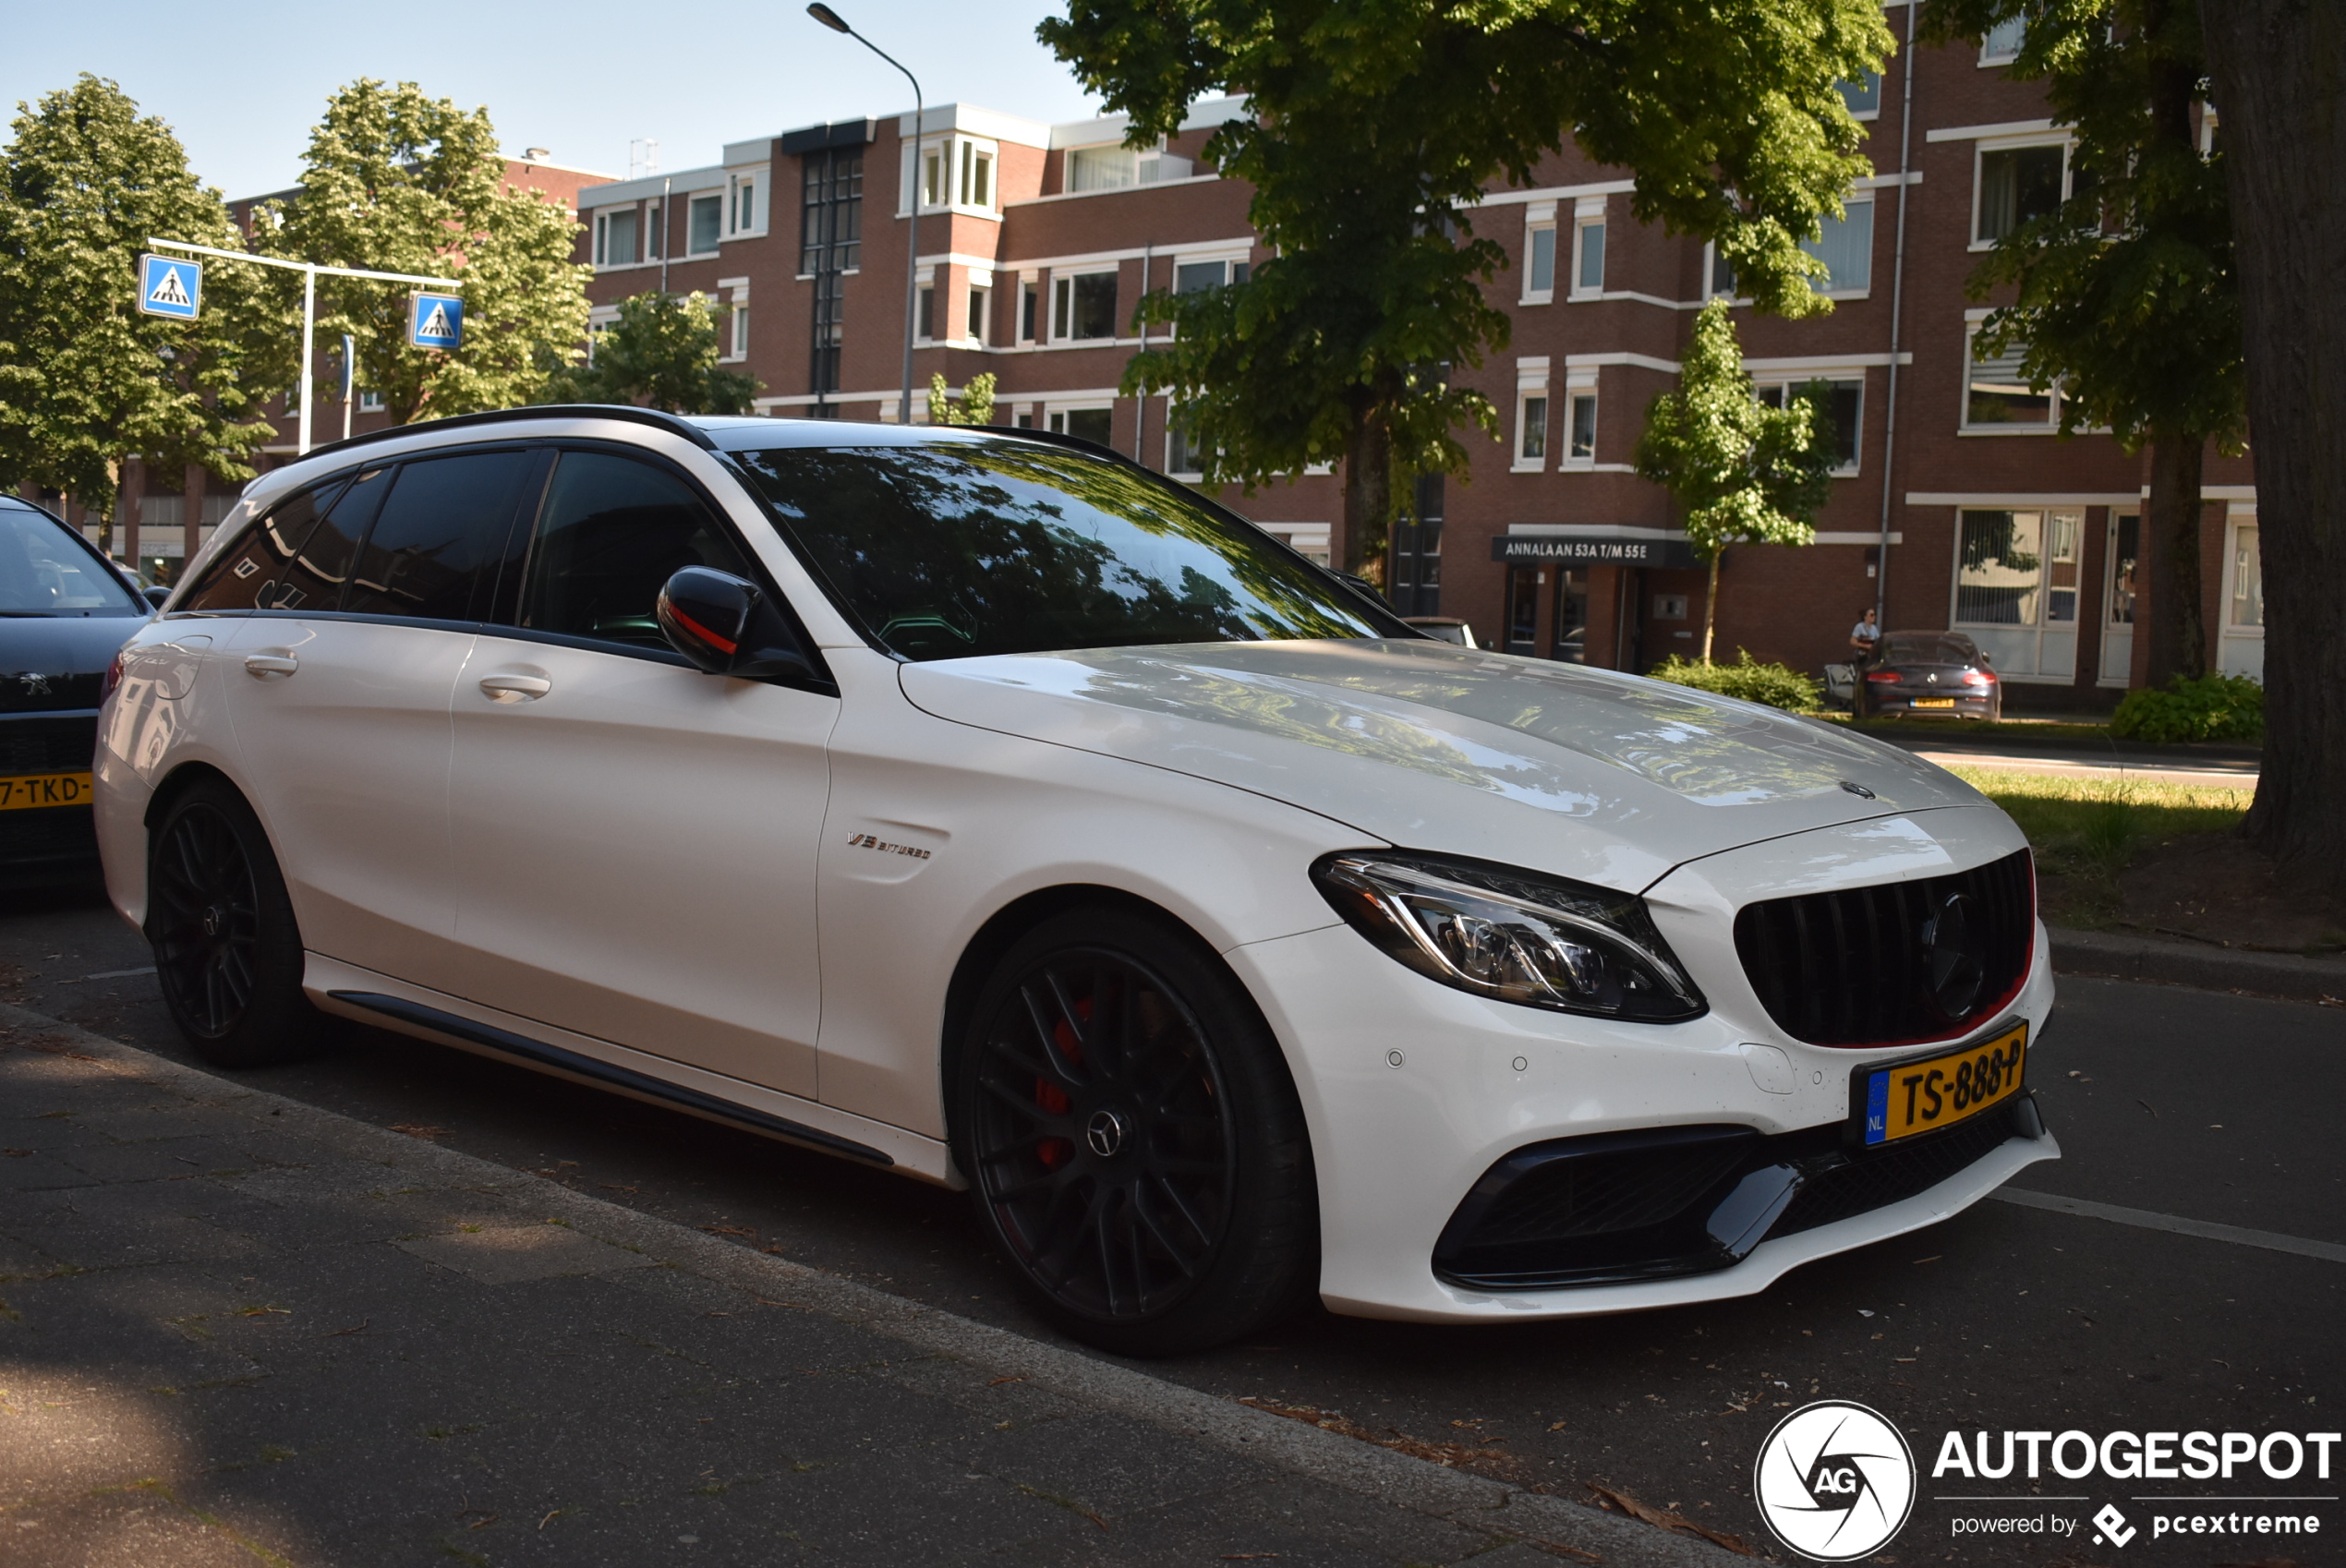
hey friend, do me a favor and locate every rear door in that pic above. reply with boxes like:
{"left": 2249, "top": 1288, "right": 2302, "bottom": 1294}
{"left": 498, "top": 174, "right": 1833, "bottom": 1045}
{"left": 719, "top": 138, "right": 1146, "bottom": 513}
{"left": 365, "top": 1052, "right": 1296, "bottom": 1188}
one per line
{"left": 210, "top": 448, "right": 542, "bottom": 985}
{"left": 441, "top": 446, "right": 836, "bottom": 1099}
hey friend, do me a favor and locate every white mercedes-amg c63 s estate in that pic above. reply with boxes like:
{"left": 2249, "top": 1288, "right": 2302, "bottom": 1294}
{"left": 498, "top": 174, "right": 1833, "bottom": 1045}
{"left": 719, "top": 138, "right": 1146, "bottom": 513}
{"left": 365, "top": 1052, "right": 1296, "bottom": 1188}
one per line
{"left": 95, "top": 409, "right": 2057, "bottom": 1354}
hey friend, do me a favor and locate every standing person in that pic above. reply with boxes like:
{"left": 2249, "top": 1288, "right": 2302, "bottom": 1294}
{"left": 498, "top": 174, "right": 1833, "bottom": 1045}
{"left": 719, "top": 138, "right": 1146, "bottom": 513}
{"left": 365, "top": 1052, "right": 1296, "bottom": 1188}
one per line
{"left": 1848, "top": 607, "right": 1881, "bottom": 718}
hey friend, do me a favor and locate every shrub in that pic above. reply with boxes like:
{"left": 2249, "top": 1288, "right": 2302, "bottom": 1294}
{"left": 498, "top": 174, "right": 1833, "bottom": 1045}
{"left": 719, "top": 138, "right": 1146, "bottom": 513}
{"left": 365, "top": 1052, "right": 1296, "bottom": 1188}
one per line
{"left": 1647, "top": 648, "right": 1822, "bottom": 712}
{"left": 2109, "top": 672, "right": 2265, "bottom": 743}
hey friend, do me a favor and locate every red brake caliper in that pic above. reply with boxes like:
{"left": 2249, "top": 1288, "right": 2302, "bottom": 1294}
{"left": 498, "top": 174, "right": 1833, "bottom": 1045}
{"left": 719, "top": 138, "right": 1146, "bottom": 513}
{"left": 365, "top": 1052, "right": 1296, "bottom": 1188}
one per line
{"left": 1034, "top": 995, "right": 1090, "bottom": 1169}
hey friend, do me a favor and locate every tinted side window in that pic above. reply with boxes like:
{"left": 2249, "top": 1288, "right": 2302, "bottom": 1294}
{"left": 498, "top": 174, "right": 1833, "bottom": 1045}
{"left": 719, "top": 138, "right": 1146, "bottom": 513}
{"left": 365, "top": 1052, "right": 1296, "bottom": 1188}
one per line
{"left": 343, "top": 450, "right": 540, "bottom": 621}
{"left": 518, "top": 451, "right": 751, "bottom": 650}
{"left": 265, "top": 467, "right": 388, "bottom": 612}
{"left": 179, "top": 477, "right": 348, "bottom": 613}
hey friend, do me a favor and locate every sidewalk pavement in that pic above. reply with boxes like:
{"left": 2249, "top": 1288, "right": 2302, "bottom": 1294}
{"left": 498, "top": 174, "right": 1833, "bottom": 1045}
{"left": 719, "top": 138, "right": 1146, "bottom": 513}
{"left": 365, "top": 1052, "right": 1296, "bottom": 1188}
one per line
{"left": 2050, "top": 924, "right": 2346, "bottom": 1006}
{"left": 0, "top": 1003, "right": 1737, "bottom": 1568}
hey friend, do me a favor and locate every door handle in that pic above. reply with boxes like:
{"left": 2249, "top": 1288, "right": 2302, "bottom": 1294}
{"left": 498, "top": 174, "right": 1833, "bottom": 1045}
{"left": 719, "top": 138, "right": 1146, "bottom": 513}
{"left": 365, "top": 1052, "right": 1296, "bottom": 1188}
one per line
{"left": 243, "top": 653, "right": 298, "bottom": 679}
{"left": 478, "top": 671, "right": 552, "bottom": 703}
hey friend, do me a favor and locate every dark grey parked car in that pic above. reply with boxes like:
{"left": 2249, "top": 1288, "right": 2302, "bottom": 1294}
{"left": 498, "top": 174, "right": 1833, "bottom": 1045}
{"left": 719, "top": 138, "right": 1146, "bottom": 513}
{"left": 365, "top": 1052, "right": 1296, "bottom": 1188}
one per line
{"left": 1, "top": 495, "right": 153, "bottom": 883}
{"left": 1857, "top": 631, "right": 2002, "bottom": 720}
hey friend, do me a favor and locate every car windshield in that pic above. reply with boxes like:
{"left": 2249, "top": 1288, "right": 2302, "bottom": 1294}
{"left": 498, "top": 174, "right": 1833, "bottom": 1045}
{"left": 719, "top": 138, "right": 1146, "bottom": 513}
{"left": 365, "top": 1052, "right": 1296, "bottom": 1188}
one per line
{"left": 727, "top": 439, "right": 1405, "bottom": 660}
{"left": 1879, "top": 633, "right": 1979, "bottom": 665}
{"left": 0, "top": 505, "right": 143, "bottom": 616}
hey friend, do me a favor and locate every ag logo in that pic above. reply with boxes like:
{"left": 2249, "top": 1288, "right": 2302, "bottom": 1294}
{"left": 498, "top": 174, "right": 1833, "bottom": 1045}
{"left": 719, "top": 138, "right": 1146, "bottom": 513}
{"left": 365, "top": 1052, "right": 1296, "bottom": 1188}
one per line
{"left": 1753, "top": 1400, "right": 1917, "bottom": 1562}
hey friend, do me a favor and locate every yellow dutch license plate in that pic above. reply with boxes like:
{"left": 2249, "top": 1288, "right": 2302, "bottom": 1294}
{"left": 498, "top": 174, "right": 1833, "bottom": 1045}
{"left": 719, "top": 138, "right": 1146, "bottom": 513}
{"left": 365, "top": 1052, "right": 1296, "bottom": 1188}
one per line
{"left": 0, "top": 771, "right": 93, "bottom": 812}
{"left": 1912, "top": 697, "right": 1958, "bottom": 708}
{"left": 1862, "top": 1021, "right": 2026, "bottom": 1146}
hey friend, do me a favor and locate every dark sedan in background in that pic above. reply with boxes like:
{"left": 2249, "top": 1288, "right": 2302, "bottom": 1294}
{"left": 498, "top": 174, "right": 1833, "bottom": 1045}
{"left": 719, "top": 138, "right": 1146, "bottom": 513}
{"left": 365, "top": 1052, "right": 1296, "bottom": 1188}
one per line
{"left": 2, "top": 495, "right": 152, "bottom": 884}
{"left": 1843, "top": 630, "right": 2002, "bottom": 719}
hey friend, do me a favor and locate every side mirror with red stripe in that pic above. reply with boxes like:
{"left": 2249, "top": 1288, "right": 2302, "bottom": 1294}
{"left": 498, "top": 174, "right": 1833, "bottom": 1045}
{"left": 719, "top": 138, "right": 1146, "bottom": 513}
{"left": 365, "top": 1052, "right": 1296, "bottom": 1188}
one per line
{"left": 656, "top": 566, "right": 819, "bottom": 683}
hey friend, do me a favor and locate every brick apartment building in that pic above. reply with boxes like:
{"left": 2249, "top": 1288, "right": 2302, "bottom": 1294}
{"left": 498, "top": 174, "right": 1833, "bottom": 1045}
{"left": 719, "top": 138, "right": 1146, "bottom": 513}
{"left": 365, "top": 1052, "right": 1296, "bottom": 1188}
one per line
{"left": 105, "top": 18, "right": 2265, "bottom": 703}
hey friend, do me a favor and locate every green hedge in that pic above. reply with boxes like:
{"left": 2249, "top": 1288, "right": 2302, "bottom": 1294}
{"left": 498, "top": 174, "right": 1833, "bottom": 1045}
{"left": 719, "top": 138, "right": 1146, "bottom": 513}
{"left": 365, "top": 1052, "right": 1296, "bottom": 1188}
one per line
{"left": 1648, "top": 648, "right": 1822, "bottom": 712}
{"left": 2109, "top": 671, "right": 2265, "bottom": 743}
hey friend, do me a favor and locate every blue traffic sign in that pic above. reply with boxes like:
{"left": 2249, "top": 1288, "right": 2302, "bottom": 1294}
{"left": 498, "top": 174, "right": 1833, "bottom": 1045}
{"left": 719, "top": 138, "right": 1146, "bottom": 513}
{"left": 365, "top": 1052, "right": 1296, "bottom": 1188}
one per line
{"left": 139, "top": 254, "right": 201, "bottom": 320}
{"left": 409, "top": 293, "right": 464, "bottom": 349}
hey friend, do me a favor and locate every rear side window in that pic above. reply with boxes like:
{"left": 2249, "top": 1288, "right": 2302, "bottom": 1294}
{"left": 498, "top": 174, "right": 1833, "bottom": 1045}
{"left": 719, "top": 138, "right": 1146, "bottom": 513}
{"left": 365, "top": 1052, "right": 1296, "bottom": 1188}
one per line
{"left": 515, "top": 451, "right": 753, "bottom": 651}
{"left": 342, "top": 450, "right": 539, "bottom": 621}
{"left": 179, "top": 469, "right": 389, "bottom": 614}
{"left": 0, "top": 504, "right": 143, "bottom": 616}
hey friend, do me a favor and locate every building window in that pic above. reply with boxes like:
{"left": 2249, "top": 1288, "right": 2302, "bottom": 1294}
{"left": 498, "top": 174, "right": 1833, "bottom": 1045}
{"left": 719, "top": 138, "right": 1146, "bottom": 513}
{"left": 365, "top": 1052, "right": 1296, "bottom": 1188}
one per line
{"left": 688, "top": 194, "right": 722, "bottom": 255}
{"left": 1553, "top": 568, "right": 1589, "bottom": 663}
{"left": 922, "top": 144, "right": 947, "bottom": 207}
{"left": 1955, "top": 509, "right": 2080, "bottom": 628}
{"left": 358, "top": 390, "right": 385, "bottom": 413}
{"left": 1391, "top": 475, "right": 1444, "bottom": 618}
{"left": 1980, "top": 16, "right": 2027, "bottom": 65}
{"left": 1020, "top": 278, "right": 1039, "bottom": 343}
{"left": 1571, "top": 219, "right": 1605, "bottom": 295}
{"left": 1706, "top": 244, "right": 1737, "bottom": 301}
{"left": 1975, "top": 143, "right": 2068, "bottom": 244}
{"left": 1838, "top": 70, "right": 1883, "bottom": 117}
{"left": 1568, "top": 392, "right": 1599, "bottom": 462}
{"left": 1047, "top": 406, "right": 1114, "bottom": 445}
{"left": 916, "top": 283, "right": 936, "bottom": 342}
{"left": 1051, "top": 270, "right": 1119, "bottom": 342}
{"left": 1758, "top": 379, "right": 1863, "bottom": 471}
{"left": 728, "top": 305, "right": 749, "bottom": 360}
{"left": 1176, "top": 257, "right": 1249, "bottom": 294}
{"left": 2230, "top": 523, "right": 2263, "bottom": 627}
{"left": 1506, "top": 566, "right": 1540, "bottom": 655}
{"left": 960, "top": 143, "right": 992, "bottom": 207}
{"left": 1965, "top": 326, "right": 2059, "bottom": 428}
{"left": 802, "top": 147, "right": 863, "bottom": 402}
{"left": 966, "top": 284, "right": 988, "bottom": 344}
{"left": 1525, "top": 222, "right": 1556, "bottom": 301}
{"left": 730, "top": 174, "right": 758, "bottom": 234}
{"left": 1803, "top": 199, "right": 1873, "bottom": 293}
{"left": 592, "top": 208, "right": 637, "bottom": 268}
{"left": 1515, "top": 392, "right": 1548, "bottom": 465}
{"left": 2108, "top": 513, "right": 2139, "bottom": 627}
{"left": 1166, "top": 419, "right": 1211, "bottom": 477}
{"left": 1065, "top": 142, "right": 1192, "bottom": 193}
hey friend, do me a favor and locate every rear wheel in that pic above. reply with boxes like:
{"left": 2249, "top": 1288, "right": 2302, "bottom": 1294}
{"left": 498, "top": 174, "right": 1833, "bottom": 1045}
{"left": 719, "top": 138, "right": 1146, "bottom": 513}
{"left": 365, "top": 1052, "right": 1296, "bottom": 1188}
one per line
{"left": 146, "top": 781, "right": 332, "bottom": 1067}
{"left": 954, "top": 909, "right": 1317, "bottom": 1356}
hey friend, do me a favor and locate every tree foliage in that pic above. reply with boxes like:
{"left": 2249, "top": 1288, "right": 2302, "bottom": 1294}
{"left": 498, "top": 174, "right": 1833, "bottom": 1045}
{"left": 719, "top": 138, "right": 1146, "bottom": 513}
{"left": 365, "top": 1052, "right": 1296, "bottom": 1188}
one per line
{"left": 0, "top": 76, "right": 286, "bottom": 516}
{"left": 1923, "top": 0, "right": 2238, "bottom": 686}
{"left": 1634, "top": 300, "right": 1834, "bottom": 662}
{"left": 1040, "top": 0, "right": 1890, "bottom": 572}
{"left": 252, "top": 79, "right": 590, "bottom": 426}
{"left": 552, "top": 290, "right": 757, "bottom": 415}
{"left": 928, "top": 371, "right": 998, "bottom": 427}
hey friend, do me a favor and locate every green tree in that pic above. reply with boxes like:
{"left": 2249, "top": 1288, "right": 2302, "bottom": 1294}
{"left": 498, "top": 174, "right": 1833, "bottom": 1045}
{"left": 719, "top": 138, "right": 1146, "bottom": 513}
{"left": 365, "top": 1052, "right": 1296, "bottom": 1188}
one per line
{"left": 1924, "top": 1, "right": 2239, "bottom": 689}
{"left": 1040, "top": 0, "right": 1891, "bottom": 575}
{"left": 1634, "top": 299, "right": 1834, "bottom": 663}
{"left": 927, "top": 371, "right": 998, "bottom": 427}
{"left": 251, "top": 78, "right": 589, "bottom": 426}
{"left": 0, "top": 76, "right": 286, "bottom": 531}
{"left": 553, "top": 290, "right": 757, "bottom": 414}
{"left": 2201, "top": 0, "right": 2346, "bottom": 896}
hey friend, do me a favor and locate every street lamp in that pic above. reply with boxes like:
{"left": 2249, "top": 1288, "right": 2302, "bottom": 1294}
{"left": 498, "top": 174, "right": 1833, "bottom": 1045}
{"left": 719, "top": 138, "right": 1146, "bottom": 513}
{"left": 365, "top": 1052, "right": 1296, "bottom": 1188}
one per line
{"left": 808, "top": 3, "right": 923, "bottom": 426}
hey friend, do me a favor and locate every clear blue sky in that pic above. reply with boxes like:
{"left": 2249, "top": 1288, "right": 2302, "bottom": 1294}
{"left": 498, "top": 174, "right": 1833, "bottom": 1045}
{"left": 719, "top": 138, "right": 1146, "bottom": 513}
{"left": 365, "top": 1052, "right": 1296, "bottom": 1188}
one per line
{"left": 2, "top": 1, "right": 1103, "bottom": 198}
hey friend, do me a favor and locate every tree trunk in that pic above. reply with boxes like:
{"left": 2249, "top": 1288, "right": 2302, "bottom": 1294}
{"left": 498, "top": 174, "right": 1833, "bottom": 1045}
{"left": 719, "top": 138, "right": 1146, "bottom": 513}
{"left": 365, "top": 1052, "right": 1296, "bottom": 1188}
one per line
{"left": 2204, "top": 0, "right": 2346, "bottom": 897}
{"left": 1340, "top": 404, "right": 1392, "bottom": 578}
{"left": 1700, "top": 550, "right": 1723, "bottom": 664}
{"left": 2141, "top": 435, "right": 2207, "bottom": 687}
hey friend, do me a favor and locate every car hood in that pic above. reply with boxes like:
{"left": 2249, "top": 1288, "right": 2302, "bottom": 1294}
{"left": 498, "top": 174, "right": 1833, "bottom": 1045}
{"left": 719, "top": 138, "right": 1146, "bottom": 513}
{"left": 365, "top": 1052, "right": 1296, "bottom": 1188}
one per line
{"left": 898, "top": 639, "right": 1987, "bottom": 891}
{"left": 0, "top": 613, "right": 146, "bottom": 712}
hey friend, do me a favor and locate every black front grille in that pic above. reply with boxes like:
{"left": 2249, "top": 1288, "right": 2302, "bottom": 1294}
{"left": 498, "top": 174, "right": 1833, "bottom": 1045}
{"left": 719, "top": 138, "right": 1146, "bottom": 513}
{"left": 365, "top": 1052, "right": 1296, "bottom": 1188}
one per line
{"left": 1734, "top": 849, "right": 2035, "bottom": 1046}
{"left": 0, "top": 714, "right": 100, "bottom": 776}
{"left": 1774, "top": 1101, "right": 2029, "bottom": 1236}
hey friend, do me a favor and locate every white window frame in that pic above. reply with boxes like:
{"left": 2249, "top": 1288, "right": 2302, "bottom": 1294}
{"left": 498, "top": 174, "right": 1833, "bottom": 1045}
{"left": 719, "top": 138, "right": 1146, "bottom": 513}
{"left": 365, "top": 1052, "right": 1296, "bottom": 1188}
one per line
{"left": 1520, "top": 200, "right": 1557, "bottom": 305}
{"left": 963, "top": 267, "right": 993, "bottom": 346}
{"left": 1049, "top": 265, "right": 1120, "bottom": 344}
{"left": 591, "top": 207, "right": 642, "bottom": 270}
{"left": 903, "top": 133, "right": 1001, "bottom": 219}
{"left": 913, "top": 265, "right": 937, "bottom": 345}
{"left": 357, "top": 390, "right": 385, "bottom": 413}
{"left": 1045, "top": 401, "right": 1115, "bottom": 445}
{"left": 1970, "top": 133, "right": 2076, "bottom": 250}
{"left": 683, "top": 191, "right": 724, "bottom": 258}
{"left": 1960, "top": 312, "right": 2063, "bottom": 434}
{"left": 1568, "top": 197, "right": 1607, "bottom": 299}
{"left": 1564, "top": 375, "right": 1600, "bottom": 467}
{"left": 1512, "top": 358, "right": 1550, "bottom": 471}
{"left": 1016, "top": 270, "right": 1040, "bottom": 345}
{"left": 1838, "top": 69, "right": 1884, "bottom": 121}
{"left": 1700, "top": 241, "right": 1745, "bottom": 305}
{"left": 1752, "top": 373, "right": 1865, "bottom": 476}
{"left": 1164, "top": 417, "right": 1210, "bottom": 479}
{"left": 719, "top": 279, "right": 749, "bottom": 363}
{"left": 1979, "top": 15, "right": 2027, "bottom": 66}
{"left": 725, "top": 170, "right": 766, "bottom": 238}
{"left": 1803, "top": 196, "right": 1875, "bottom": 298}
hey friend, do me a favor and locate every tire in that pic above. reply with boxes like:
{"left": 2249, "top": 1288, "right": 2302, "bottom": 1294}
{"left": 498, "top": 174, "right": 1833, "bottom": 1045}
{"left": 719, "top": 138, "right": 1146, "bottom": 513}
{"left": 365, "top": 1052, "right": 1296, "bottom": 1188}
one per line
{"left": 952, "top": 907, "right": 1318, "bottom": 1357}
{"left": 144, "top": 780, "right": 333, "bottom": 1067}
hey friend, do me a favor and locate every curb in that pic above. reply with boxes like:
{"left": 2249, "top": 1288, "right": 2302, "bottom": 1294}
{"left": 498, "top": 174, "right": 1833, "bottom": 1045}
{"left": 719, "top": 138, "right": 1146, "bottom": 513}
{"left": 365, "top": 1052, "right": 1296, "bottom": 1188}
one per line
{"left": 2049, "top": 924, "right": 2346, "bottom": 1004}
{"left": 0, "top": 1002, "right": 1745, "bottom": 1568}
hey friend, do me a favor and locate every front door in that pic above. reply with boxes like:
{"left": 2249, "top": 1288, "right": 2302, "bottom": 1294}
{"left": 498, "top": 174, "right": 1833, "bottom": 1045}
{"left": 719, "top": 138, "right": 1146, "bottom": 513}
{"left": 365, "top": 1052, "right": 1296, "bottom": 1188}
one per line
{"left": 443, "top": 447, "right": 836, "bottom": 1100}
{"left": 2098, "top": 512, "right": 2138, "bottom": 688}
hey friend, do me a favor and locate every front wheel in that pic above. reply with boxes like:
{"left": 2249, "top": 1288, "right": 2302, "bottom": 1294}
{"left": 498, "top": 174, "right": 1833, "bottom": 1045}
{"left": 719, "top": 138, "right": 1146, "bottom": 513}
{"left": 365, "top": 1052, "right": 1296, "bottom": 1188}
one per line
{"left": 953, "top": 909, "right": 1318, "bottom": 1356}
{"left": 145, "top": 781, "right": 333, "bottom": 1067}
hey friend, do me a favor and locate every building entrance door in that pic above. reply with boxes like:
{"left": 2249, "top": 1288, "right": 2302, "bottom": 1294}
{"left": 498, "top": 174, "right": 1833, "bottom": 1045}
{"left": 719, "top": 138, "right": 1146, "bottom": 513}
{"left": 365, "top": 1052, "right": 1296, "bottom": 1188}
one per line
{"left": 2098, "top": 512, "right": 2137, "bottom": 688}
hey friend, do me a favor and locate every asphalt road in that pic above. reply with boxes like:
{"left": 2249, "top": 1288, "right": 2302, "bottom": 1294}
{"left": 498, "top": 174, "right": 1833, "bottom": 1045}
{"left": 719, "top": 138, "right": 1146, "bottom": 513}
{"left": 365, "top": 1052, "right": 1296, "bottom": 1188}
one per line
{"left": 6, "top": 874, "right": 2340, "bottom": 1565}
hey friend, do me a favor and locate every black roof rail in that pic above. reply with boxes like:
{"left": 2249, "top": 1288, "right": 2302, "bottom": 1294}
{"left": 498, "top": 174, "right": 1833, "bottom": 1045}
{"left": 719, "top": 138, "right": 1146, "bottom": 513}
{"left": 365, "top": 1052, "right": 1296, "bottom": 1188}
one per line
{"left": 300, "top": 404, "right": 720, "bottom": 462}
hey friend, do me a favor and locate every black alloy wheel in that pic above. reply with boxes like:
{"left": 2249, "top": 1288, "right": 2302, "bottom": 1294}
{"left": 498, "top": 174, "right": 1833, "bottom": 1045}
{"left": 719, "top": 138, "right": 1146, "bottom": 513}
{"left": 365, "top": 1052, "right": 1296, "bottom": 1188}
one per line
{"left": 958, "top": 909, "right": 1317, "bottom": 1356}
{"left": 146, "top": 782, "right": 329, "bottom": 1067}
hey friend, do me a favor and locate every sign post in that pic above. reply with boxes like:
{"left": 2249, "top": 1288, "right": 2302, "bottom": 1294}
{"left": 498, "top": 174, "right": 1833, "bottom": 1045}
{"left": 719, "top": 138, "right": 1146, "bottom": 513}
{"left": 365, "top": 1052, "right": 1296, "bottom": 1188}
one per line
{"left": 143, "top": 238, "right": 465, "bottom": 455}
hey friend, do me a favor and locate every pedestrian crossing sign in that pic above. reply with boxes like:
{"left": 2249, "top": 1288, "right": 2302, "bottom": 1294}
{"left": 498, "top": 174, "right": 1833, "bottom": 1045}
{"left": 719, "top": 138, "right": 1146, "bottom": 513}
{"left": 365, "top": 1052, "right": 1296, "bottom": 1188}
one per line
{"left": 139, "top": 254, "right": 201, "bottom": 320}
{"left": 409, "top": 292, "right": 464, "bottom": 350}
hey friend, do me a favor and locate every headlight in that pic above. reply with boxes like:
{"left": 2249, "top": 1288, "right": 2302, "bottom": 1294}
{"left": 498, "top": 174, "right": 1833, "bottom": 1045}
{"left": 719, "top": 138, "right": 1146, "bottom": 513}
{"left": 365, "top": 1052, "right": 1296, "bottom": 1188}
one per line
{"left": 1311, "top": 851, "right": 1705, "bottom": 1022}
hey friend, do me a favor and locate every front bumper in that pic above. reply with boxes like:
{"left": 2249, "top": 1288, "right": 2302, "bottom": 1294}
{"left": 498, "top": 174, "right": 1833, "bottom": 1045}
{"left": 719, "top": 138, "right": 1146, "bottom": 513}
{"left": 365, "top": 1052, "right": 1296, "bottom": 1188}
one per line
{"left": 1225, "top": 809, "right": 2056, "bottom": 1323}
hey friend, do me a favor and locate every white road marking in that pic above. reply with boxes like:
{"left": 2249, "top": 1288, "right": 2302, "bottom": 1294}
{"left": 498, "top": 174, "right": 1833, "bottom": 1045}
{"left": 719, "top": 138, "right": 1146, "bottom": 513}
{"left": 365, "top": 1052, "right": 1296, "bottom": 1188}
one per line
{"left": 1994, "top": 1187, "right": 2346, "bottom": 1262}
